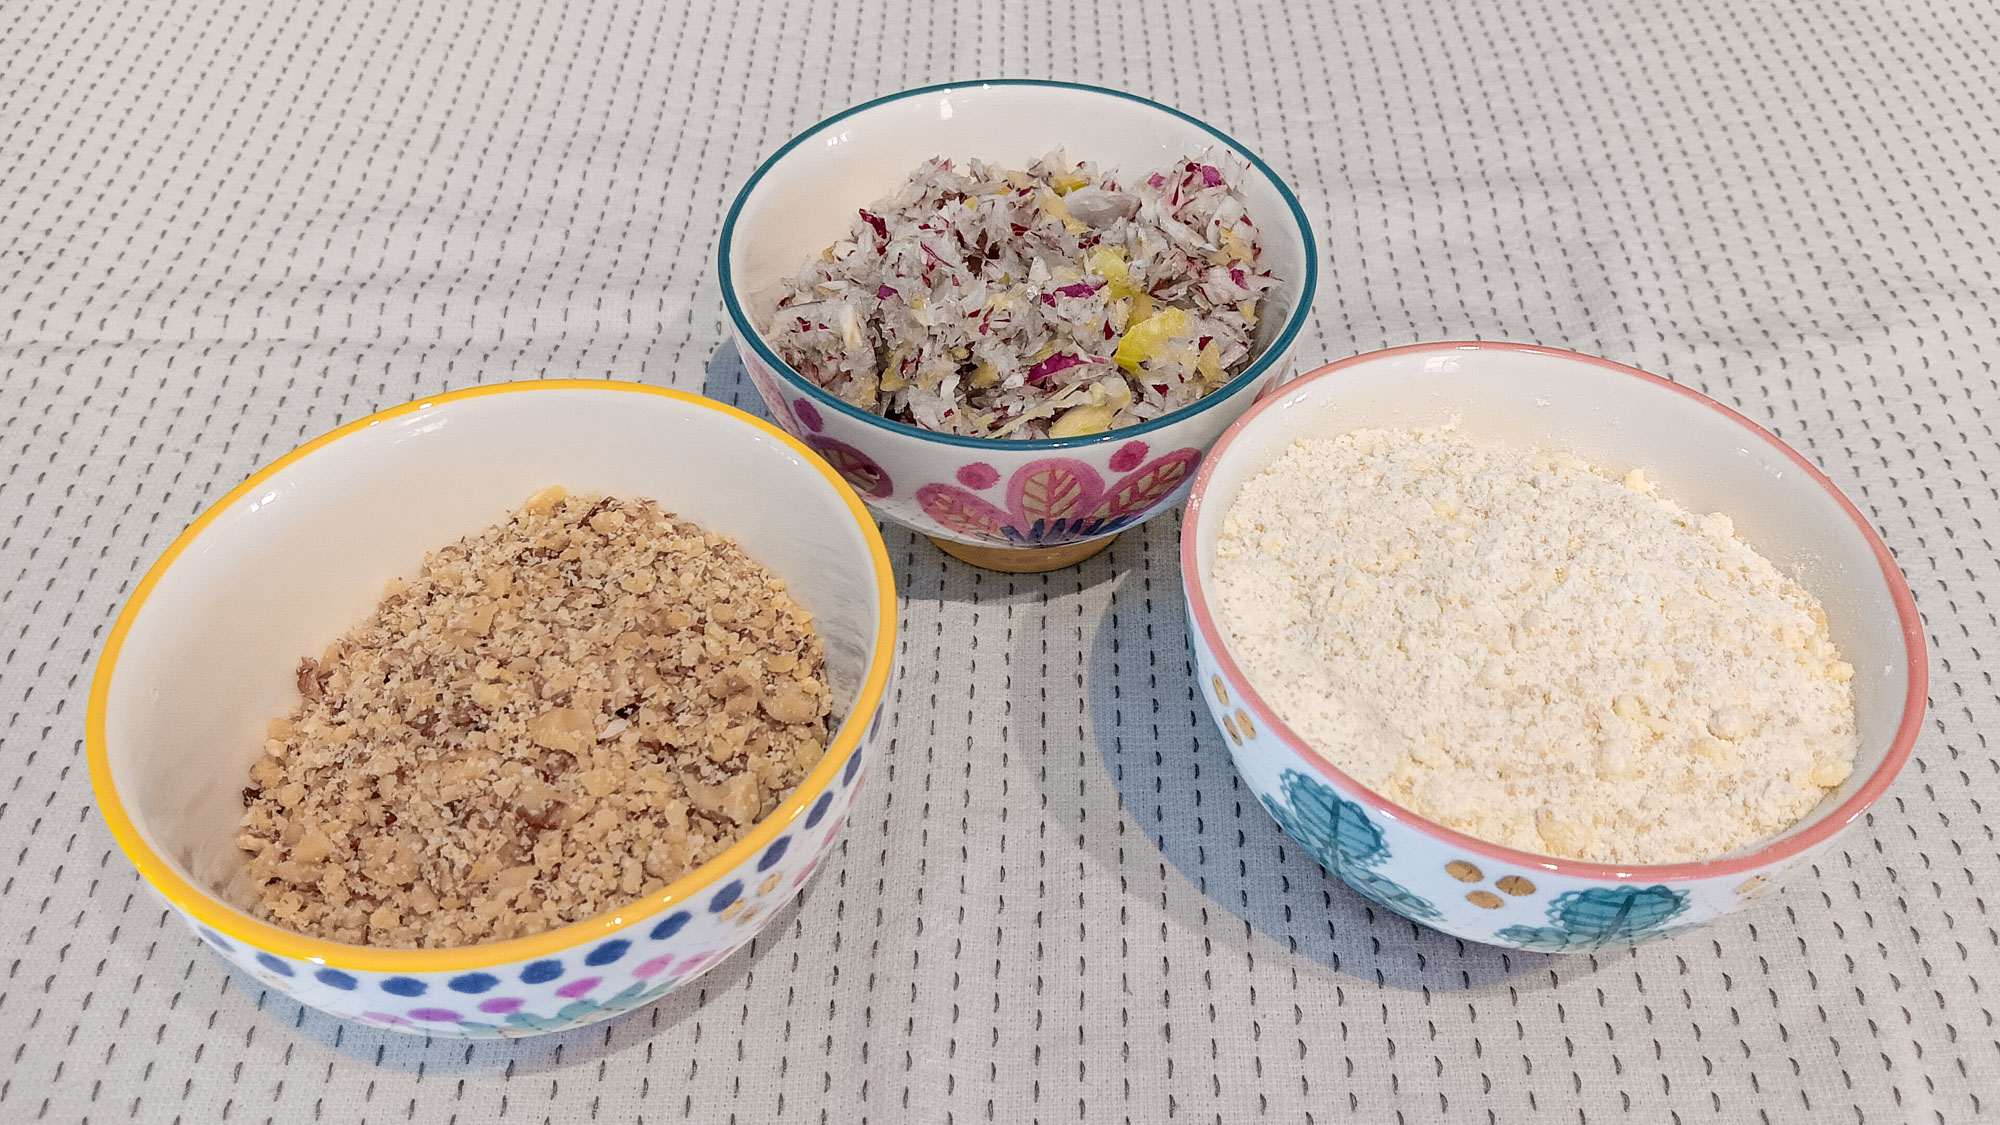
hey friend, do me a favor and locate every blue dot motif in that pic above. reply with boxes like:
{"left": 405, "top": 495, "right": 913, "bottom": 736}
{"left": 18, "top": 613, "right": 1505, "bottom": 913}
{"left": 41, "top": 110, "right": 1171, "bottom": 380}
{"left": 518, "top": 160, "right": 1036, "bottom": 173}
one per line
{"left": 380, "top": 976, "right": 427, "bottom": 997}
{"left": 708, "top": 880, "right": 743, "bottom": 913}
{"left": 448, "top": 972, "right": 499, "bottom": 994}
{"left": 520, "top": 960, "right": 565, "bottom": 984}
{"left": 584, "top": 939, "right": 631, "bottom": 967}
{"left": 649, "top": 911, "right": 692, "bottom": 941}
{"left": 842, "top": 748, "right": 863, "bottom": 786}
{"left": 804, "top": 791, "right": 833, "bottom": 829}
{"left": 198, "top": 929, "right": 234, "bottom": 952}
{"left": 254, "top": 952, "right": 295, "bottom": 977}
{"left": 314, "top": 968, "right": 357, "bottom": 990}
{"left": 757, "top": 836, "right": 790, "bottom": 872}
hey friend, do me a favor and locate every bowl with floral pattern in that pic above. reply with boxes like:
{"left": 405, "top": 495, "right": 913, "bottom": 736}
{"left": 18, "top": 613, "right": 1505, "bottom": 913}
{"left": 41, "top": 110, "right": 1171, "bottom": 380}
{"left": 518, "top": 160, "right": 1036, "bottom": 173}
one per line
{"left": 87, "top": 381, "right": 897, "bottom": 1036}
{"left": 1181, "top": 343, "right": 1927, "bottom": 950}
{"left": 719, "top": 80, "right": 1317, "bottom": 571}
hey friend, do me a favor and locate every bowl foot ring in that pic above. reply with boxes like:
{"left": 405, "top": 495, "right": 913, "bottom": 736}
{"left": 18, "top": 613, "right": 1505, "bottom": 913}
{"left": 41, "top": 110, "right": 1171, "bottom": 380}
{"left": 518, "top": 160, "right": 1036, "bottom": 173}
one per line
{"left": 928, "top": 534, "right": 1118, "bottom": 573}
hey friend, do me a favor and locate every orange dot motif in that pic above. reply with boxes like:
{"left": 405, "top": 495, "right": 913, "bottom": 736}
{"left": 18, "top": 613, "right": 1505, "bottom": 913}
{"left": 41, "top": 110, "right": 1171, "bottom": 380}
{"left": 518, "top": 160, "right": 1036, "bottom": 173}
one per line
{"left": 1448, "top": 862, "right": 1536, "bottom": 909}
{"left": 1221, "top": 714, "right": 1241, "bottom": 744}
{"left": 1234, "top": 709, "right": 1255, "bottom": 739}
{"left": 1212, "top": 675, "right": 1229, "bottom": 706}
{"left": 1736, "top": 875, "right": 1773, "bottom": 899}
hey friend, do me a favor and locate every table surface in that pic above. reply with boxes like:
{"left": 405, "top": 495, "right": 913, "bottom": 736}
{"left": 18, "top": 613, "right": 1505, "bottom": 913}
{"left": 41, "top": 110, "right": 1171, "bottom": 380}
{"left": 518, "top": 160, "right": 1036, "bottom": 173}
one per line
{"left": 4, "top": 0, "right": 1996, "bottom": 1120}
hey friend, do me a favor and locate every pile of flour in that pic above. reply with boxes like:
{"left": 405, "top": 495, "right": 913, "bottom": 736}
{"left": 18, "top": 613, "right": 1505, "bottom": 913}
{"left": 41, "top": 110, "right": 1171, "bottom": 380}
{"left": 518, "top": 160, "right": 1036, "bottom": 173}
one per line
{"left": 1213, "top": 426, "right": 1858, "bottom": 864}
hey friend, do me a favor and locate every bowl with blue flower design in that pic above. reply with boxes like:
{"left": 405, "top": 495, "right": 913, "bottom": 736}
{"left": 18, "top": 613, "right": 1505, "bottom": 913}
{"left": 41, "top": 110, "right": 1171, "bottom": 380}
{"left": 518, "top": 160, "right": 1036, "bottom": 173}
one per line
{"left": 86, "top": 382, "right": 897, "bottom": 1036}
{"left": 1181, "top": 343, "right": 1927, "bottom": 950}
{"left": 719, "top": 80, "right": 1317, "bottom": 571}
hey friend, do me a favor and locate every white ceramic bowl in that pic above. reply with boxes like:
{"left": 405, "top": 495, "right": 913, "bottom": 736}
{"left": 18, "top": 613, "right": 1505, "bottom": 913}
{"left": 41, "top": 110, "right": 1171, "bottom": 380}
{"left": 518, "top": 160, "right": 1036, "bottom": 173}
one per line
{"left": 1182, "top": 343, "right": 1927, "bottom": 950}
{"left": 87, "top": 382, "right": 897, "bottom": 1036}
{"left": 720, "top": 80, "right": 1317, "bottom": 555}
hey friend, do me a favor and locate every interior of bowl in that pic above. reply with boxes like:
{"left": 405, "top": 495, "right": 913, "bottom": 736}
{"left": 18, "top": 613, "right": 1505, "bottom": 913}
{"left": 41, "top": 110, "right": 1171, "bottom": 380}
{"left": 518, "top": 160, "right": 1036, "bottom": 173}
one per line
{"left": 96, "top": 384, "right": 891, "bottom": 931}
{"left": 721, "top": 80, "right": 1315, "bottom": 433}
{"left": 1188, "top": 343, "right": 1923, "bottom": 865}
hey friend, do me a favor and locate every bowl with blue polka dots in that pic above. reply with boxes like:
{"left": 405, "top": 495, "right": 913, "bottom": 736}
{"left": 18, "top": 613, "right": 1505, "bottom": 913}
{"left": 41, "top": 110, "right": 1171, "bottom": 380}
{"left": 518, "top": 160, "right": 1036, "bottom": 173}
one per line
{"left": 88, "top": 382, "right": 897, "bottom": 1036}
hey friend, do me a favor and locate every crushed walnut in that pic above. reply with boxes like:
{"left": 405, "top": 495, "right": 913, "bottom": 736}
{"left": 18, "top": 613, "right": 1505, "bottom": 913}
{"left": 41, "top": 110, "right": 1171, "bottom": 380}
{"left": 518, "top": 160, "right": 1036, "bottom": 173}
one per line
{"left": 234, "top": 487, "right": 832, "bottom": 949}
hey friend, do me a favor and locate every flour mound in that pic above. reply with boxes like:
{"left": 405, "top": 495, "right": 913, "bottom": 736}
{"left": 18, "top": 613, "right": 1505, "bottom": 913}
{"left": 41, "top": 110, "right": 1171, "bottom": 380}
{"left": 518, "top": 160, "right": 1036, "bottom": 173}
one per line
{"left": 1214, "top": 426, "right": 1858, "bottom": 865}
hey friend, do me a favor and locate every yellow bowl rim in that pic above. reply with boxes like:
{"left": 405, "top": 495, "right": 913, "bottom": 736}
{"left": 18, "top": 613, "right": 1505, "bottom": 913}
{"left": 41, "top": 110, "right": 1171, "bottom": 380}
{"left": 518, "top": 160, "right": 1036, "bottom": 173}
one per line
{"left": 84, "top": 379, "right": 899, "bottom": 972}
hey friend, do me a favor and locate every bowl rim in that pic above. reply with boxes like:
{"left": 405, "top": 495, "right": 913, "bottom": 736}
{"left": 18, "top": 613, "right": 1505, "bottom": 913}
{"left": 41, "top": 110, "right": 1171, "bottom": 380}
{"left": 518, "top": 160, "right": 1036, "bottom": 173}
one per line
{"left": 1180, "top": 341, "right": 1929, "bottom": 881}
{"left": 717, "top": 78, "right": 1320, "bottom": 452}
{"left": 85, "top": 379, "right": 900, "bottom": 972}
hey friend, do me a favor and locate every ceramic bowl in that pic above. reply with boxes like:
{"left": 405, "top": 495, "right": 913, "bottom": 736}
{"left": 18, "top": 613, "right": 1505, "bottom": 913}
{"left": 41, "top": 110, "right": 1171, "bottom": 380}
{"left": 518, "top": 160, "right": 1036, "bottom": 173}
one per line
{"left": 719, "top": 80, "right": 1317, "bottom": 566}
{"left": 1181, "top": 343, "right": 1927, "bottom": 951}
{"left": 87, "top": 381, "right": 897, "bottom": 1036}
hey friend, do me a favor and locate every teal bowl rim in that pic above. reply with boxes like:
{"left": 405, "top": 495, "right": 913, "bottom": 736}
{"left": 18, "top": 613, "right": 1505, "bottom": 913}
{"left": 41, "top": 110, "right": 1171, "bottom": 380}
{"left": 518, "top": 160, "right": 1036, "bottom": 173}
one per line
{"left": 717, "top": 78, "right": 1320, "bottom": 452}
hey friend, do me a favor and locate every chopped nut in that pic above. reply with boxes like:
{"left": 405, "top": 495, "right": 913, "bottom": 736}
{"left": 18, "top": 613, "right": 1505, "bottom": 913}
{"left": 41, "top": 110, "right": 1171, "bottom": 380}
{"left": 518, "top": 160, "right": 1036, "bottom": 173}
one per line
{"left": 764, "top": 682, "right": 820, "bottom": 724}
{"left": 234, "top": 491, "right": 833, "bottom": 949}
{"left": 524, "top": 485, "right": 567, "bottom": 514}
{"left": 528, "top": 707, "right": 596, "bottom": 753}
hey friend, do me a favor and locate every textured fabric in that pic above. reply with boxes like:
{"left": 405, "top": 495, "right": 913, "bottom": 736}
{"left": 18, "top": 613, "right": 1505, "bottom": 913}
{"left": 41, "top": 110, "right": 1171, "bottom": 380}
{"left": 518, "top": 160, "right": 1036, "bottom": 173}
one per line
{"left": 2, "top": 0, "right": 1994, "bottom": 1121}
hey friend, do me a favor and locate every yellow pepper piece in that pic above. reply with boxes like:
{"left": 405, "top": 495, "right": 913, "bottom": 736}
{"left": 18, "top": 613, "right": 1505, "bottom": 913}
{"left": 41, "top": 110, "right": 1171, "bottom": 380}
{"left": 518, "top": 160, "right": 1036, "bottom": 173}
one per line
{"left": 1197, "top": 342, "right": 1223, "bottom": 384}
{"left": 1037, "top": 191, "right": 1088, "bottom": 235}
{"left": 1051, "top": 170, "right": 1090, "bottom": 195}
{"left": 1087, "top": 246, "right": 1145, "bottom": 300}
{"left": 1049, "top": 402, "right": 1121, "bottom": 438}
{"left": 971, "top": 362, "right": 999, "bottom": 388}
{"left": 1219, "top": 226, "right": 1253, "bottom": 263}
{"left": 1113, "top": 305, "right": 1193, "bottom": 373}
{"left": 1237, "top": 299, "right": 1257, "bottom": 325}
{"left": 1128, "top": 292, "right": 1155, "bottom": 326}
{"left": 880, "top": 369, "right": 911, "bottom": 393}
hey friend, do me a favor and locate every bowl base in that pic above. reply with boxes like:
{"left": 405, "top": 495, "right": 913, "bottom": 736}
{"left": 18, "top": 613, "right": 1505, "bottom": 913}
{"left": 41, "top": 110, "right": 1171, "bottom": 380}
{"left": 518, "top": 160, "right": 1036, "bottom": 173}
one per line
{"left": 928, "top": 534, "right": 1118, "bottom": 573}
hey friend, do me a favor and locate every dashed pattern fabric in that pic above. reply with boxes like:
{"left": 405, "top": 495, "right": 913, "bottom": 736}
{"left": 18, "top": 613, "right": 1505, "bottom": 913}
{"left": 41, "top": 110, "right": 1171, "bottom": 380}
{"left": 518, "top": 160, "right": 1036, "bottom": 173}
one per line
{"left": 2, "top": 0, "right": 1993, "bottom": 1120}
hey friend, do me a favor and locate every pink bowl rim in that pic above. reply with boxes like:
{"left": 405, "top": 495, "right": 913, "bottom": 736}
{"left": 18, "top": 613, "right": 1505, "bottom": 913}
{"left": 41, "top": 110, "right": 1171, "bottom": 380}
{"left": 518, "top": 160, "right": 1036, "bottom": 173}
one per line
{"left": 1180, "top": 341, "right": 1929, "bottom": 881}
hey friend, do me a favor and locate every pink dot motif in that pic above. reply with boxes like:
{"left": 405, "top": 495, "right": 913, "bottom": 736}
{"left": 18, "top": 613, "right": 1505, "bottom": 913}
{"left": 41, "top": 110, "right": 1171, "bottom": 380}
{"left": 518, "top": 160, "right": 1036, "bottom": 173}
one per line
{"left": 555, "top": 976, "right": 601, "bottom": 999}
{"left": 478, "top": 997, "right": 524, "bottom": 1015}
{"left": 956, "top": 462, "right": 1000, "bottom": 489}
{"left": 1109, "top": 440, "right": 1149, "bottom": 472}
{"left": 634, "top": 954, "right": 677, "bottom": 979}
{"left": 675, "top": 950, "right": 719, "bottom": 977}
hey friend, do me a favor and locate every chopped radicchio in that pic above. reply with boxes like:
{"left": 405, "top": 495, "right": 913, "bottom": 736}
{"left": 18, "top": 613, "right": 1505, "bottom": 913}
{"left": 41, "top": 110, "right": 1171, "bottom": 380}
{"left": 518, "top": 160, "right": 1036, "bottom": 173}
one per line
{"left": 763, "top": 150, "right": 1278, "bottom": 439}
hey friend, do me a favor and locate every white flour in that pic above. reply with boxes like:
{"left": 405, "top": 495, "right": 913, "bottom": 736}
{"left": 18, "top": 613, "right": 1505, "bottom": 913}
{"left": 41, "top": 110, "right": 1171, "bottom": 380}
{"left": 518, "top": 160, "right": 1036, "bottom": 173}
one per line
{"left": 1213, "top": 426, "right": 1859, "bottom": 864}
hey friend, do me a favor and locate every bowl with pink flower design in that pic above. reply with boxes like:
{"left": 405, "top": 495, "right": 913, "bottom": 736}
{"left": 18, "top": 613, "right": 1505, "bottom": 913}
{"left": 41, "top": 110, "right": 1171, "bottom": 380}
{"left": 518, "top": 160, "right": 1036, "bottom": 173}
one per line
{"left": 720, "top": 81, "right": 1317, "bottom": 570}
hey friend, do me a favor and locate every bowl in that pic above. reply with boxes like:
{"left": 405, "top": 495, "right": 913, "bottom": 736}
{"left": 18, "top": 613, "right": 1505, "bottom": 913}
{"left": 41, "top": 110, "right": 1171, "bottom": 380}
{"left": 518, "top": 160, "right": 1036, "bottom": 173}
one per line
{"left": 719, "top": 80, "right": 1318, "bottom": 571}
{"left": 86, "top": 381, "right": 897, "bottom": 1036}
{"left": 1181, "top": 343, "right": 1927, "bottom": 950}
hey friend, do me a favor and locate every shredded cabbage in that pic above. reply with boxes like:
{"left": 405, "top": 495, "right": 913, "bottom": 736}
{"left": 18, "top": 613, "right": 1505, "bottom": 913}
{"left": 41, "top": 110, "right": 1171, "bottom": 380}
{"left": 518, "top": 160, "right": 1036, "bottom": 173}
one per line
{"left": 763, "top": 151, "right": 1278, "bottom": 440}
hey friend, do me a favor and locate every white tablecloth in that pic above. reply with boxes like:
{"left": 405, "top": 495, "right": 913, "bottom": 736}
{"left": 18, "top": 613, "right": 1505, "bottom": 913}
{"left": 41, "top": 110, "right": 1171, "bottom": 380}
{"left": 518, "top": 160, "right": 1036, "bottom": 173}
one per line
{"left": 3, "top": 0, "right": 1993, "bottom": 1120}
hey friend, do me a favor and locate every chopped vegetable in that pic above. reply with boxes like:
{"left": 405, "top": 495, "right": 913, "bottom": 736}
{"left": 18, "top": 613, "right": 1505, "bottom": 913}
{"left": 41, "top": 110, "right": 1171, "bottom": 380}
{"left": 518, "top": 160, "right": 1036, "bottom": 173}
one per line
{"left": 762, "top": 150, "right": 1278, "bottom": 440}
